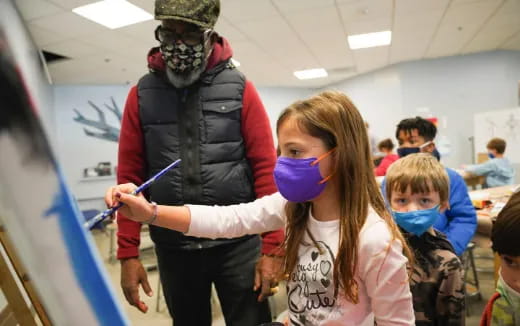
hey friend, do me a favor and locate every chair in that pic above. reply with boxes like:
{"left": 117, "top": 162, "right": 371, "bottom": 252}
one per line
{"left": 462, "top": 242, "right": 482, "bottom": 316}
{"left": 106, "top": 222, "right": 117, "bottom": 263}
{"left": 107, "top": 223, "right": 155, "bottom": 264}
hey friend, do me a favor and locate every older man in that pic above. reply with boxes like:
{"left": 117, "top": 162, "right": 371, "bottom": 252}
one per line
{"left": 116, "top": 0, "right": 283, "bottom": 324}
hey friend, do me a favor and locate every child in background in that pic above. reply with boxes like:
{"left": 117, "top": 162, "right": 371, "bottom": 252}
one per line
{"left": 107, "top": 91, "right": 416, "bottom": 325}
{"left": 464, "top": 138, "right": 515, "bottom": 188}
{"left": 385, "top": 153, "right": 465, "bottom": 325}
{"left": 374, "top": 138, "right": 399, "bottom": 176}
{"left": 480, "top": 191, "right": 520, "bottom": 326}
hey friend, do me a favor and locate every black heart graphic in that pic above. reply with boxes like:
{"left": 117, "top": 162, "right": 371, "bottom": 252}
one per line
{"left": 320, "top": 260, "right": 331, "bottom": 276}
{"left": 321, "top": 278, "right": 331, "bottom": 288}
{"left": 311, "top": 251, "right": 319, "bottom": 261}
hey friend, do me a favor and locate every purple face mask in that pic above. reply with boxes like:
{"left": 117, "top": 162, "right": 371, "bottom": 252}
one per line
{"left": 273, "top": 152, "right": 333, "bottom": 203}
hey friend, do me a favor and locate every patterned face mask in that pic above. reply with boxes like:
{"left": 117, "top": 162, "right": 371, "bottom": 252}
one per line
{"left": 160, "top": 41, "right": 205, "bottom": 74}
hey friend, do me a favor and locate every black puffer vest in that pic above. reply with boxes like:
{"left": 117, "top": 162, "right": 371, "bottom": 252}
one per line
{"left": 137, "top": 61, "right": 256, "bottom": 249}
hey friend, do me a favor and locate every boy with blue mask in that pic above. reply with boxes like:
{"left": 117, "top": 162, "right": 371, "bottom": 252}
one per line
{"left": 385, "top": 153, "right": 465, "bottom": 325}
{"left": 390, "top": 116, "right": 477, "bottom": 256}
{"left": 463, "top": 137, "right": 515, "bottom": 188}
{"left": 481, "top": 191, "right": 520, "bottom": 325}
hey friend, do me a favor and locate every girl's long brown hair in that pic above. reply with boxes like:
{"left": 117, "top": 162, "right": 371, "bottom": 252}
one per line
{"left": 278, "top": 91, "right": 412, "bottom": 303}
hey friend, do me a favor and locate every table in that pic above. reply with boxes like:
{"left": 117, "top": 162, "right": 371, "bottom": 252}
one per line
{"left": 469, "top": 184, "right": 519, "bottom": 210}
{"left": 469, "top": 184, "right": 519, "bottom": 240}
{"left": 455, "top": 169, "right": 486, "bottom": 190}
{"left": 469, "top": 184, "right": 519, "bottom": 284}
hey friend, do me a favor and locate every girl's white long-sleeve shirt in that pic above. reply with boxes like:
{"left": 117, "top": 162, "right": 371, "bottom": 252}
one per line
{"left": 187, "top": 193, "right": 414, "bottom": 326}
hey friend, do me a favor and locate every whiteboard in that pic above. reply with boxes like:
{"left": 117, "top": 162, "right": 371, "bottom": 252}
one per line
{"left": 474, "top": 107, "right": 520, "bottom": 164}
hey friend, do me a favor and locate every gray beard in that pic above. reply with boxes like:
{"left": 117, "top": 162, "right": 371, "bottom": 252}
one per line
{"left": 165, "top": 61, "right": 206, "bottom": 88}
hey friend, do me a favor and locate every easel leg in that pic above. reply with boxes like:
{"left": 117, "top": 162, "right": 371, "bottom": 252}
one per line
{"left": 0, "top": 304, "right": 18, "bottom": 326}
{"left": 0, "top": 245, "right": 37, "bottom": 326}
{"left": 0, "top": 225, "right": 51, "bottom": 326}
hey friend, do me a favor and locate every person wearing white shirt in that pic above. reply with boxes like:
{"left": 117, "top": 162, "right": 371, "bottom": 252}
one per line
{"left": 107, "top": 91, "right": 415, "bottom": 325}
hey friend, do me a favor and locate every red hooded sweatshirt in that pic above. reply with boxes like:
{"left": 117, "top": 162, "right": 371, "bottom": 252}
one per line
{"left": 116, "top": 37, "right": 284, "bottom": 259}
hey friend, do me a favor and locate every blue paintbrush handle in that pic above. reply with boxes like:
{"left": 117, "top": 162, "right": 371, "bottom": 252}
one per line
{"left": 83, "top": 159, "right": 181, "bottom": 230}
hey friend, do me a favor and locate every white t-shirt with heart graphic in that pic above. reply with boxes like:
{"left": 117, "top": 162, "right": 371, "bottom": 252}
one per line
{"left": 187, "top": 192, "right": 414, "bottom": 325}
{"left": 287, "top": 215, "right": 342, "bottom": 325}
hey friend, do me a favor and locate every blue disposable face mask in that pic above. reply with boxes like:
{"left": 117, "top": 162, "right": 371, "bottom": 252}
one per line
{"left": 397, "top": 141, "right": 433, "bottom": 158}
{"left": 488, "top": 152, "right": 496, "bottom": 159}
{"left": 392, "top": 205, "right": 440, "bottom": 236}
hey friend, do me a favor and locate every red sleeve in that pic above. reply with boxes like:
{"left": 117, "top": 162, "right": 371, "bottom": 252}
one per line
{"left": 116, "top": 86, "right": 146, "bottom": 259}
{"left": 241, "top": 80, "right": 284, "bottom": 256}
{"left": 375, "top": 156, "right": 390, "bottom": 176}
{"left": 375, "top": 154, "right": 398, "bottom": 177}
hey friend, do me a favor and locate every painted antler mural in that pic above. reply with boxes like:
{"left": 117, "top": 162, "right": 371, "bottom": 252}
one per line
{"left": 73, "top": 97, "right": 121, "bottom": 142}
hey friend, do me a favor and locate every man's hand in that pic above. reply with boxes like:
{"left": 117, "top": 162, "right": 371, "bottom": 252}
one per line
{"left": 120, "top": 258, "right": 153, "bottom": 313}
{"left": 253, "top": 255, "right": 283, "bottom": 302}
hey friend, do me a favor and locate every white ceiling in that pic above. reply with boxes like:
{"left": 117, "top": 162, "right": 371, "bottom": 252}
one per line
{"left": 15, "top": 0, "right": 520, "bottom": 88}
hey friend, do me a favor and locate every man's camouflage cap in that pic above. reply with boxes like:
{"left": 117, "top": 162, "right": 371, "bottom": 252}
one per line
{"left": 155, "top": 0, "right": 220, "bottom": 29}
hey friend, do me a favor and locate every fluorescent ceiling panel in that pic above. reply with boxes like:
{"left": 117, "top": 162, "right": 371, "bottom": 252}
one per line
{"left": 348, "top": 31, "right": 392, "bottom": 50}
{"left": 293, "top": 68, "right": 328, "bottom": 80}
{"left": 73, "top": 0, "right": 153, "bottom": 29}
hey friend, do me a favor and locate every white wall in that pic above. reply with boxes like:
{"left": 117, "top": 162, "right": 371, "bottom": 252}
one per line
{"left": 54, "top": 85, "right": 130, "bottom": 210}
{"left": 52, "top": 49, "right": 520, "bottom": 206}
{"left": 257, "top": 86, "right": 312, "bottom": 144}
{"left": 323, "top": 67, "right": 405, "bottom": 149}
{"left": 325, "top": 50, "right": 520, "bottom": 172}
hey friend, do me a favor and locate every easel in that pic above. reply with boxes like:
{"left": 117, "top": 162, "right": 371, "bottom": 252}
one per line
{"left": 0, "top": 224, "right": 51, "bottom": 326}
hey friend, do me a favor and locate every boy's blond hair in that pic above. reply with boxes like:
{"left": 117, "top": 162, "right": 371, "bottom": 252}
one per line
{"left": 385, "top": 153, "right": 449, "bottom": 204}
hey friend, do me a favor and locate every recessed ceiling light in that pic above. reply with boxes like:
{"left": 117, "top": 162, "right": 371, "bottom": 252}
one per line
{"left": 231, "top": 58, "right": 240, "bottom": 67}
{"left": 293, "top": 68, "right": 328, "bottom": 80}
{"left": 347, "top": 30, "right": 392, "bottom": 50}
{"left": 72, "top": 0, "right": 153, "bottom": 29}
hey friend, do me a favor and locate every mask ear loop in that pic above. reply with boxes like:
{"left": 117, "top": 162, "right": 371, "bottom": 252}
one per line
{"left": 419, "top": 140, "right": 432, "bottom": 150}
{"left": 203, "top": 29, "right": 215, "bottom": 61}
{"left": 310, "top": 148, "right": 336, "bottom": 184}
